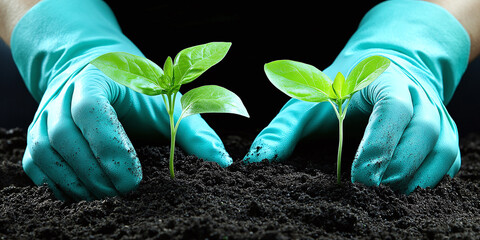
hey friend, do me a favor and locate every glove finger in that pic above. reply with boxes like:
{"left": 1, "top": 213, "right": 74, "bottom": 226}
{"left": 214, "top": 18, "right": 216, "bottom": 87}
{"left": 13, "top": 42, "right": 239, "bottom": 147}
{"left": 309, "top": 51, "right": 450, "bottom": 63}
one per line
{"left": 244, "top": 99, "right": 332, "bottom": 163}
{"left": 71, "top": 72, "right": 142, "bottom": 195}
{"left": 22, "top": 147, "right": 70, "bottom": 201}
{"left": 447, "top": 149, "right": 461, "bottom": 177}
{"left": 47, "top": 84, "right": 119, "bottom": 198}
{"left": 351, "top": 70, "right": 414, "bottom": 186}
{"left": 155, "top": 92, "right": 234, "bottom": 167}
{"left": 403, "top": 109, "right": 460, "bottom": 194}
{"left": 27, "top": 112, "right": 95, "bottom": 201}
{"left": 380, "top": 87, "right": 441, "bottom": 191}
{"left": 176, "top": 113, "right": 233, "bottom": 167}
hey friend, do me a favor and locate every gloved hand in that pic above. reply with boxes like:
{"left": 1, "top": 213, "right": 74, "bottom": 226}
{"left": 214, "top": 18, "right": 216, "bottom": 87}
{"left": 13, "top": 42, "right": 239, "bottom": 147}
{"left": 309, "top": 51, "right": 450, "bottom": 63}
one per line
{"left": 12, "top": 0, "right": 232, "bottom": 201}
{"left": 244, "top": 0, "right": 470, "bottom": 194}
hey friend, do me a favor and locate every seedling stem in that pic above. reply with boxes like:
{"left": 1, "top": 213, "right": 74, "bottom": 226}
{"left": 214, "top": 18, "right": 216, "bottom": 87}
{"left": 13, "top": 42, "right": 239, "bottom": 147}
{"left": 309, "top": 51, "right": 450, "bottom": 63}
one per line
{"left": 329, "top": 99, "right": 350, "bottom": 184}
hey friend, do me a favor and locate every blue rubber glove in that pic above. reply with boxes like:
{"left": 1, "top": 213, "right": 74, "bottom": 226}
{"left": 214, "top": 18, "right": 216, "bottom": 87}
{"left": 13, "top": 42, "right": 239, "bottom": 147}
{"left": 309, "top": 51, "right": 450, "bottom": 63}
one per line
{"left": 245, "top": 0, "right": 470, "bottom": 194}
{"left": 12, "top": 0, "right": 232, "bottom": 201}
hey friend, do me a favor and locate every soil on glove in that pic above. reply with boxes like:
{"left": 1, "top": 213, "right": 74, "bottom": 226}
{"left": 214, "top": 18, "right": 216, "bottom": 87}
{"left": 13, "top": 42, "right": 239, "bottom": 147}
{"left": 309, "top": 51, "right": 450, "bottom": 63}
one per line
{"left": 1, "top": 127, "right": 479, "bottom": 239}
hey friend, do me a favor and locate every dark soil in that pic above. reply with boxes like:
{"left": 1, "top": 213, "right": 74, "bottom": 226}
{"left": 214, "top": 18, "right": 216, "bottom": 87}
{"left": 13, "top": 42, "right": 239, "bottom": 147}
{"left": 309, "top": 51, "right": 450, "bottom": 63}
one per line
{"left": 1, "top": 127, "right": 480, "bottom": 239}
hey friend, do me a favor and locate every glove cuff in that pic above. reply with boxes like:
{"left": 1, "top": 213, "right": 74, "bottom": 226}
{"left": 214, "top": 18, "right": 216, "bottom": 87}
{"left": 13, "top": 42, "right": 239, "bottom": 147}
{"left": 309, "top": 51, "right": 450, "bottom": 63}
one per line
{"left": 333, "top": 0, "right": 470, "bottom": 104}
{"left": 11, "top": 0, "right": 142, "bottom": 102}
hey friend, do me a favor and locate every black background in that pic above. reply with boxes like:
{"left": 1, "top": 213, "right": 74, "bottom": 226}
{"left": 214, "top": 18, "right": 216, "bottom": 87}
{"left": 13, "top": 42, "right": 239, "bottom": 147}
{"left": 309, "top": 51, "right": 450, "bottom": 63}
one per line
{"left": 1, "top": 1, "right": 480, "bottom": 137}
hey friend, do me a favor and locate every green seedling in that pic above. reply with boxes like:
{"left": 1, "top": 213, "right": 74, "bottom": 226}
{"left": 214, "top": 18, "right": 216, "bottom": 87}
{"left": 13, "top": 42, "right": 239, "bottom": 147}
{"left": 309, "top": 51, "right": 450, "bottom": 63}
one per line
{"left": 264, "top": 55, "right": 390, "bottom": 184}
{"left": 90, "top": 42, "right": 249, "bottom": 179}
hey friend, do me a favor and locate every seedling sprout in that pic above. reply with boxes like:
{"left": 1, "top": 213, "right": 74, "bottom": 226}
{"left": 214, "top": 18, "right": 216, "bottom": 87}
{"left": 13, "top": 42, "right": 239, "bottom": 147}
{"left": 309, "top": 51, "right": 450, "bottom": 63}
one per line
{"left": 90, "top": 42, "right": 249, "bottom": 178}
{"left": 264, "top": 55, "right": 390, "bottom": 184}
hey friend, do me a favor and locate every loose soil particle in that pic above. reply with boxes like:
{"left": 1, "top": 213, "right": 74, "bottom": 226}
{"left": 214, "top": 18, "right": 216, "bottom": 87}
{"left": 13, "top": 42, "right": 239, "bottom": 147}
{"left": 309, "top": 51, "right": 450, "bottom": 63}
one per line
{"left": 0, "top": 128, "right": 479, "bottom": 239}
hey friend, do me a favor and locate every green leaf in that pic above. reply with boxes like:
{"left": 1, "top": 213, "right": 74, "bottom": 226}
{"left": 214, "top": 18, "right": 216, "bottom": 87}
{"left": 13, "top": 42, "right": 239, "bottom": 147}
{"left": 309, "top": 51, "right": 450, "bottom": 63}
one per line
{"left": 180, "top": 85, "right": 249, "bottom": 119}
{"left": 163, "top": 56, "right": 174, "bottom": 82}
{"left": 159, "top": 56, "right": 174, "bottom": 92}
{"left": 173, "top": 42, "right": 231, "bottom": 85}
{"left": 90, "top": 52, "right": 165, "bottom": 96}
{"left": 264, "top": 60, "right": 335, "bottom": 102}
{"left": 345, "top": 55, "right": 390, "bottom": 95}
{"left": 332, "top": 72, "right": 346, "bottom": 99}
